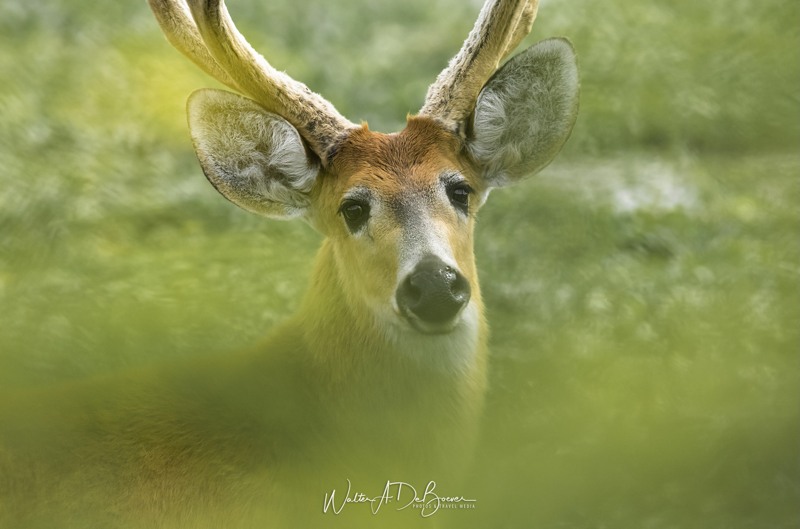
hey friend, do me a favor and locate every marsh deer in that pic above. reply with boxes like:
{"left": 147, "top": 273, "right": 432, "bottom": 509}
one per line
{"left": 0, "top": 0, "right": 578, "bottom": 527}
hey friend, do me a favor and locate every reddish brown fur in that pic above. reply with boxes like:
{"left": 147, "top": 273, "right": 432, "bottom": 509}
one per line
{"left": 313, "top": 117, "right": 481, "bottom": 228}
{"left": 306, "top": 117, "right": 485, "bottom": 349}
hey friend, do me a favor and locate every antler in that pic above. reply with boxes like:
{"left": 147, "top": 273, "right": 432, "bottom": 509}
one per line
{"left": 148, "top": 0, "right": 357, "bottom": 162}
{"left": 420, "top": 0, "right": 539, "bottom": 131}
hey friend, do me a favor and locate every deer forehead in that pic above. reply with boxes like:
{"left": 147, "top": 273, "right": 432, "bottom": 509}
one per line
{"left": 326, "top": 118, "right": 474, "bottom": 200}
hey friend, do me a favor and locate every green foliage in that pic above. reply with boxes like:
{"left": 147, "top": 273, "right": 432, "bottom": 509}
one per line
{"left": 546, "top": 0, "right": 800, "bottom": 154}
{"left": 0, "top": 0, "right": 798, "bottom": 527}
{"left": 471, "top": 153, "right": 800, "bottom": 526}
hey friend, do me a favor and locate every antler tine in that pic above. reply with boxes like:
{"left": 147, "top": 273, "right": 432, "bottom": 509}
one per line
{"left": 186, "top": 0, "right": 357, "bottom": 161}
{"left": 148, "top": 0, "right": 241, "bottom": 92}
{"left": 420, "top": 0, "right": 539, "bottom": 131}
{"left": 501, "top": 0, "right": 538, "bottom": 62}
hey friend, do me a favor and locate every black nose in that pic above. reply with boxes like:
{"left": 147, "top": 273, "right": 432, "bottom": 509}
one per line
{"left": 396, "top": 256, "right": 471, "bottom": 326}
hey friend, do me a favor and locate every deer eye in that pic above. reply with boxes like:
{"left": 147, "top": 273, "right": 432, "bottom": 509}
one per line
{"left": 447, "top": 183, "right": 472, "bottom": 213}
{"left": 339, "top": 199, "right": 370, "bottom": 232}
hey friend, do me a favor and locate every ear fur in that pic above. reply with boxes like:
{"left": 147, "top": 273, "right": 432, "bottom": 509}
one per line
{"left": 187, "top": 89, "right": 319, "bottom": 219}
{"left": 468, "top": 38, "right": 580, "bottom": 187}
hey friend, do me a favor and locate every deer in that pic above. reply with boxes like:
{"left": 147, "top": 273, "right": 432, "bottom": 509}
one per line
{"left": 0, "top": 0, "right": 578, "bottom": 527}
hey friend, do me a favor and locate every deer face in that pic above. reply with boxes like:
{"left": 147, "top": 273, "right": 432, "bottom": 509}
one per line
{"left": 186, "top": 38, "right": 579, "bottom": 337}
{"left": 312, "top": 119, "right": 483, "bottom": 335}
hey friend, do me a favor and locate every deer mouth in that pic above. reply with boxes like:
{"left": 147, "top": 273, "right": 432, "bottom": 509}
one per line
{"left": 396, "top": 302, "right": 469, "bottom": 335}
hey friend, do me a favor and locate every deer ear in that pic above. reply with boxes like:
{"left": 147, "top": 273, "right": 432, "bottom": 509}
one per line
{"left": 187, "top": 89, "right": 320, "bottom": 219}
{"left": 468, "top": 38, "right": 579, "bottom": 188}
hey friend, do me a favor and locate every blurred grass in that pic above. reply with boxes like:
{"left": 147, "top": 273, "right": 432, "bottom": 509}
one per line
{"left": 471, "top": 153, "right": 800, "bottom": 527}
{"left": 0, "top": 0, "right": 798, "bottom": 527}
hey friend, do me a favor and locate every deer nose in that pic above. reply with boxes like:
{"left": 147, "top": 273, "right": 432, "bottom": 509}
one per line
{"left": 396, "top": 256, "right": 471, "bottom": 326}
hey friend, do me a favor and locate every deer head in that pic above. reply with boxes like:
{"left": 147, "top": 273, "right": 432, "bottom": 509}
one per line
{"left": 149, "top": 0, "right": 578, "bottom": 343}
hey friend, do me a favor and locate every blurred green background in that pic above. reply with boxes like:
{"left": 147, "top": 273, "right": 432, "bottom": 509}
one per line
{"left": 1, "top": 0, "right": 798, "bottom": 527}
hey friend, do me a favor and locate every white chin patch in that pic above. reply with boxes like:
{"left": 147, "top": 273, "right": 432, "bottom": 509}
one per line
{"left": 384, "top": 302, "right": 481, "bottom": 375}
